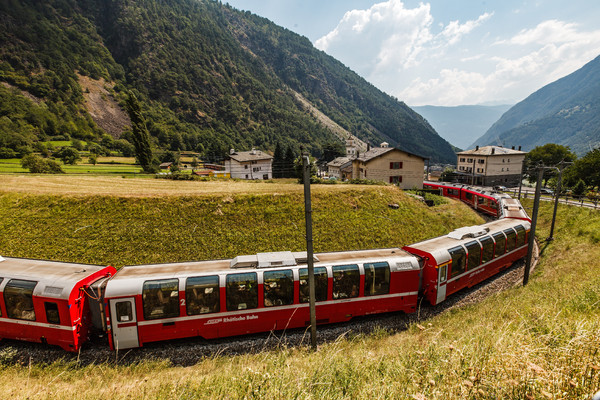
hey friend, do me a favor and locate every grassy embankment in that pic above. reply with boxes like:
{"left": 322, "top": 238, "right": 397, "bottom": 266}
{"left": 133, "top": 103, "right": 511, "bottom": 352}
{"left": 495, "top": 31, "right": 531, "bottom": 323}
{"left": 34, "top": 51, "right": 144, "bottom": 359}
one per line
{"left": 0, "top": 177, "right": 599, "bottom": 399}
{"left": 0, "top": 176, "right": 476, "bottom": 266}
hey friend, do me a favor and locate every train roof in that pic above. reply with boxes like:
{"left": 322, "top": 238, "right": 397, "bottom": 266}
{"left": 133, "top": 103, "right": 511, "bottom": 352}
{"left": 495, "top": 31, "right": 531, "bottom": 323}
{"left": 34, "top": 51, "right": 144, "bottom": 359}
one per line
{"left": 500, "top": 197, "right": 531, "bottom": 220}
{"left": 0, "top": 257, "right": 111, "bottom": 300}
{"left": 111, "top": 248, "right": 416, "bottom": 281}
{"left": 424, "top": 181, "right": 501, "bottom": 201}
{"left": 105, "top": 248, "right": 418, "bottom": 298}
{"left": 403, "top": 219, "right": 531, "bottom": 265}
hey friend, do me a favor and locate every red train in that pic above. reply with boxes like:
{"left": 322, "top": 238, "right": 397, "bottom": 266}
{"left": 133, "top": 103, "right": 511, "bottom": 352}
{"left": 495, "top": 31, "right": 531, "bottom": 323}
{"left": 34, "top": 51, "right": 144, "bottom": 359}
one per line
{"left": 423, "top": 181, "right": 530, "bottom": 221}
{"left": 0, "top": 191, "right": 531, "bottom": 352}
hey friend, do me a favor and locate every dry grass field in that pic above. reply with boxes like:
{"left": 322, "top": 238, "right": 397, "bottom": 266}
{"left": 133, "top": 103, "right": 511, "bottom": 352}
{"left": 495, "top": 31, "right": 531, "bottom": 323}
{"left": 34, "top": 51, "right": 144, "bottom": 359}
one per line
{"left": 0, "top": 175, "right": 368, "bottom": 197}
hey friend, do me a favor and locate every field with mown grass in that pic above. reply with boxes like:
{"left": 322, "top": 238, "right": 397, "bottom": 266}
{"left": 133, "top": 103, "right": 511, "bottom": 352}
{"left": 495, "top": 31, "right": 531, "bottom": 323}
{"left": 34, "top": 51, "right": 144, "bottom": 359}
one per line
{"left": 0, "top": 158, "right": 141, "bottom": 175}
{"left": 0, "top": 179, "right": 599, "bottom": 399}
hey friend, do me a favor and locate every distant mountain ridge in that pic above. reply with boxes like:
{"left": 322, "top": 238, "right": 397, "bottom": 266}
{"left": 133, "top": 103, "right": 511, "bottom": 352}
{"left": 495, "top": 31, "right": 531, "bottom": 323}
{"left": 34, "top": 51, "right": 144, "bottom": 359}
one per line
{"left": 412, "top": 104, "right": 512, "bottom": 150}
{"left": 0, "top": 0, "right": 456, "bottom": 163}
{"left": 472, "top": 55, "right": 600, "bottom": 155}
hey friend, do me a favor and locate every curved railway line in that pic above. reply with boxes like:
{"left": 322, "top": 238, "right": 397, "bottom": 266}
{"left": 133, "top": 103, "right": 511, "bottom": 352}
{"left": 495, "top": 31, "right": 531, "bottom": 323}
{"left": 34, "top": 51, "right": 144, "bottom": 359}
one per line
{"left": 0, "top": 241, "right": 538, "bottom": 367}
{"left": 0, "top": 182, "right": 536, "bottom": 363}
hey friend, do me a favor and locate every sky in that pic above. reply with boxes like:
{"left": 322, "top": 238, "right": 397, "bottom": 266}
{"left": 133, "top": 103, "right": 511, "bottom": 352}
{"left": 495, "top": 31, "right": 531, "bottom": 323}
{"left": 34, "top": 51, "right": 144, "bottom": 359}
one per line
{"left": 225, "top": 0, "right": 600, "bottom": 107}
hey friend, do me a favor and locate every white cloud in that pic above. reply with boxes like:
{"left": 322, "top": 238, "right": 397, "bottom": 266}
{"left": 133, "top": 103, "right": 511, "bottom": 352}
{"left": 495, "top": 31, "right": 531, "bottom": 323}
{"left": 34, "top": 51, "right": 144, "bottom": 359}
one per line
{"left": 440, "top": 12, "right": 493, "bottom": 45}
{"left": 315, "top": 0, "right": 434, "bottom": 73}
{"left": 315, "top": 2, "right": 600, "bottom": 106}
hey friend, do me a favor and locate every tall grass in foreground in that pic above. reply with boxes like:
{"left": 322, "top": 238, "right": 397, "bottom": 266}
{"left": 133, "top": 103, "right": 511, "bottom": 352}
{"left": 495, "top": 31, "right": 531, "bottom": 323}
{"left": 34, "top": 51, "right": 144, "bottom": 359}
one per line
{"left": 1, "top": 197, "right": 599, "bottom": 399}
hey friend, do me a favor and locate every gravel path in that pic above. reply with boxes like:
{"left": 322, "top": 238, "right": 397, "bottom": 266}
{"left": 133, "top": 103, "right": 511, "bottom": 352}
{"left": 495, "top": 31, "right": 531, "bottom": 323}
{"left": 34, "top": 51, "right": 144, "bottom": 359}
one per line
{"left": 0, "top": 241, "right": 539, "bottom": 367}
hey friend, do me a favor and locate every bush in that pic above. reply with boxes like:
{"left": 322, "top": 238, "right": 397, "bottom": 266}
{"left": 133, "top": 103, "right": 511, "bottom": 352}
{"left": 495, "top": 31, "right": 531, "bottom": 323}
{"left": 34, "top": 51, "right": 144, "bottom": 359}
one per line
{"left": 572, "top": 179, "right": 587, "bottom": 198}
{"left": 0, "top": 147, "right": 17, "bottom": 159}
{"left": 20, "top": 154, "right": 64, "bottom": 173}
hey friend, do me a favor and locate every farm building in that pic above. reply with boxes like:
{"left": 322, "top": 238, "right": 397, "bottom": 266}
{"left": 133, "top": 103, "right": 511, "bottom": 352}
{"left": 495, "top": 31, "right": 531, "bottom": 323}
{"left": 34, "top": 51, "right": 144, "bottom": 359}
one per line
{"left": 351, "top": 143, "right": 426, "bottom": 188}
{"left": 225, "top": 149, "right": 273, "bottom": 180}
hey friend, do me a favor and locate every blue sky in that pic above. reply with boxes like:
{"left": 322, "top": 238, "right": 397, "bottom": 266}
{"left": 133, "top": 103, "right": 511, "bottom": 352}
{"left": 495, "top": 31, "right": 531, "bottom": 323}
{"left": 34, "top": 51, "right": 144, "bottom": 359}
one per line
{"left": 225, "top": 0, "right": 600, "bottom": 106}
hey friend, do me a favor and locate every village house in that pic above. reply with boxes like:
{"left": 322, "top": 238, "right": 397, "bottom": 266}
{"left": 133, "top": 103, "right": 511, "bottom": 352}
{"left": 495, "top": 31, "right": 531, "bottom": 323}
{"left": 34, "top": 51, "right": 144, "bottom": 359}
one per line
{"left": 225, "top": 148, "right": 273, "bottom": 180}
{"left": 351, "top": 143, "right": 427, "bottom": 188}
{"left": 456, "top": 145, "right": 526, "bottom": 187}
{"left": 326, "top": 156, "right": 352, "bottom": 180}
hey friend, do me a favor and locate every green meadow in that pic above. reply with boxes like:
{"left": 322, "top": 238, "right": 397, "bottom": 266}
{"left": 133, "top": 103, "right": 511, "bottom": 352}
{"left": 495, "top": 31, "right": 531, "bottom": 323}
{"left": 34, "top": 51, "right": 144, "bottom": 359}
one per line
{"left": 0, "top": 180, "right": 598, "bottom": 399}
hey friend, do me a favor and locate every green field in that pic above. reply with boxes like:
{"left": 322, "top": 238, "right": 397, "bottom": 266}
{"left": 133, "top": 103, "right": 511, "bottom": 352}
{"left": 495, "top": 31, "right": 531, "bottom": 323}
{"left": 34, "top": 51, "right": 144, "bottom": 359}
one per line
{"left": 0, "top": 183, "right": 598, "bottom": 399}
{"left": 0, "top": 158, "right": 142, "bottom": 175}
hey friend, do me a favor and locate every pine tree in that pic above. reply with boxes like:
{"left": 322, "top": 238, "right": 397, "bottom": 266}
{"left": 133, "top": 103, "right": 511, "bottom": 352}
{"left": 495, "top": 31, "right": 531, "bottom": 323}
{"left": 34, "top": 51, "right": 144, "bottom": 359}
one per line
{"left": 272, "top": 142, "right": 284, "bottom": 178}
{"left": 125, "top": 92, "right": 156, "bottom": 173}
{"left": 284, "top": 146, "right": 296, "bottom": 178}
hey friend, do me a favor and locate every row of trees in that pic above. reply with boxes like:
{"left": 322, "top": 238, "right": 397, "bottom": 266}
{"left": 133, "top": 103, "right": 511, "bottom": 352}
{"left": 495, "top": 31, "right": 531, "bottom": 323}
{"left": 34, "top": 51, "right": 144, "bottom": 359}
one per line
{"left": 524, "top": 144, "right": 600, "bottom": 195}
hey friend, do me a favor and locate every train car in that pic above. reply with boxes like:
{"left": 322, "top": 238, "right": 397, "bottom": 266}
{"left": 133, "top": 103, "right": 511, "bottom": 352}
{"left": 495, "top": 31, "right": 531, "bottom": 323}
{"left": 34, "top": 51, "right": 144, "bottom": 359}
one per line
{"left": 424, "top": 182, "right": 502, "bottom": 218}
{"left": 499, "top": 195, "right": 531, "bottom": 221}
{"left": 103, "top": 249, "right": 421, "bottom": 350}
{"left": 423, "top": 181, "right": 463, "bottom": 200}
{"left": 0, "top": 256, "right": 116, "bottom": 351}
{"left": 402, "top": 218, "right": 530, "bottom": 306}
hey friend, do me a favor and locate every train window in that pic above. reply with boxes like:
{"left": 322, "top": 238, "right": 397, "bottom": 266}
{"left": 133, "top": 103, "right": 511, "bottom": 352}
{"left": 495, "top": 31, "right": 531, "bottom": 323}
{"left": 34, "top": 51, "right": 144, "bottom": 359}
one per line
{"left": 448, "top": 247, "right": 466, "bottom": 278}
{"left": 0, "top": 278, "right": 2, "bottom": 317}
{"left": 515, "top": 225, "right": 526, "bottom": 247}
{"left": 447, "top": 189, "right": 458, "bottom": 196}
{"left": 226, "top": 272, "right": 258, "bottom": 311}
{"left": 332, "top": 264, "right": 360, "bottom": 299}
{"left": 479, "top": 236, "right": 494, "bottom": 264}
{"left": 465, "top": 192, "right": 473, "bottom": 200}
{"left": 45, "top": 302, "right": 60, "bottom": 325}
{"left": 115, "top": 301, "right": 133, "bottom": 322}
{"left": 504, "top": 228, "right": 517, "bottom": 252}
{"left": 299, "top": 267, "right": 328, "bottom": 303}
{"left": 477, "top": 196, "right": 485, "bottom": 205}
{"left": 142, "top": 278, "right": 180, "bottom": 320}
{"left": 489, "top": 199, "right": 498, "bottom": 209}
{"left": 263, "top": 269, "right": 294, "bottom": 307}
{"left": 492, "top": 232, "right": 506, "bottom": 257}
{"left": 465, "top": 241, "right": 481, "bottom": 270}
{"left": 439, "top": 263, "right": 448, "bottom": 283}
{"left": 364, "top": 262, "right": 390, "bottom": 296}
{"left": 186, "top": 275, "right": 220, "bottom": 315}
{"left": 4, "top": 279, "right": 37, "bottom": 321}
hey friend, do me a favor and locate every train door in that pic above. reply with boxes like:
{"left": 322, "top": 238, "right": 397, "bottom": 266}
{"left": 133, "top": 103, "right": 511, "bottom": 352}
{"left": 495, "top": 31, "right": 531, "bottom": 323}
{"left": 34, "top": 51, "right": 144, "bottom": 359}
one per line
{"left": 436, "top": 262, "right": 448, "bottom": 304}
{"left": 109, "top": 297, "right": 139, "bottom": 350}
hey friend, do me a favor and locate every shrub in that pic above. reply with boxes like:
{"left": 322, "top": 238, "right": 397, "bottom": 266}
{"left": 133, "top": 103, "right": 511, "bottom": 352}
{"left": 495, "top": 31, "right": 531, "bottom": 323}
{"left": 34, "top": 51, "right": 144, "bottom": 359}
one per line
{"left": 20, "top": 154, "right": 64, "bottom": 173}
{"left": 0, "top": 147, "right": 17, "bottom": 159}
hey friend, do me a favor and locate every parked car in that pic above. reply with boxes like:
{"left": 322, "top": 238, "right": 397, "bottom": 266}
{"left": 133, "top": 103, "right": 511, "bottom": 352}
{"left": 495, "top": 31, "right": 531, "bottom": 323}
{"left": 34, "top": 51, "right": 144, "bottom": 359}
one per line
{"left": 540, "top": 188, "right": 554, "bottom": 195}
{"left": 493, "top": 185, "right": 507, "bottom": 191}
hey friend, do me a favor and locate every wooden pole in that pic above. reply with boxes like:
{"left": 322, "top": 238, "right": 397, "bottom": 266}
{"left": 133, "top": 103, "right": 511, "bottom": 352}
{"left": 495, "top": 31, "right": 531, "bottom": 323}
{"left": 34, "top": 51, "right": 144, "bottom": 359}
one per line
{"left": 302, "top": 153, "right": 317, "bottom": 350}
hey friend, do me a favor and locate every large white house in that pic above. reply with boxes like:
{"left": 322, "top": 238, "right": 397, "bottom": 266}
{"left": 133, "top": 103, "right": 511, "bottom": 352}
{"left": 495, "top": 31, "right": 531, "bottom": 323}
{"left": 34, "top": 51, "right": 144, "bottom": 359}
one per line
{"left": 225, "top": 149, "right": 273, "bottom": 180}
{"left": 456, "top": 145, "right": 526, "bottom": 187}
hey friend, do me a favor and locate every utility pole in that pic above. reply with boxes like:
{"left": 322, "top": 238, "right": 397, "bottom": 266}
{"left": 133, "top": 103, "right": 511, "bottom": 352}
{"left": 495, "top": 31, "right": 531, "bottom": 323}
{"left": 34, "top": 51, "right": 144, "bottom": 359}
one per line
{"left": 547, "top": 161, "right": 572, "bottom": 241}
{"left": 518, "top": 159, "right": 525, "bottom": 200}
{"left": 302, "top": 152, "right": 317, "bottom": 350}
{"left": 523, "top": 166, "right": 544, "bottom": 286}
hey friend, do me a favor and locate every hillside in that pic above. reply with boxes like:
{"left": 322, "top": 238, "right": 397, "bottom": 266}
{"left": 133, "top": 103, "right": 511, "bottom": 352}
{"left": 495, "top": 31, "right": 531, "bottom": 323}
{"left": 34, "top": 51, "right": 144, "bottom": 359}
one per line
{"left": 0, "top": 178, "right": 482, "bottom": 266}
{"left": 472, "top": 55, "right": 600, "bottom": 155}
{"left": 1, "top": 187, "right": 599, "bottom": 398}
{"left": 413, "top": 104, "right": 512, "bottom": 150}
{"left": 0, "top": 0, "right": 456, "bottom": 163}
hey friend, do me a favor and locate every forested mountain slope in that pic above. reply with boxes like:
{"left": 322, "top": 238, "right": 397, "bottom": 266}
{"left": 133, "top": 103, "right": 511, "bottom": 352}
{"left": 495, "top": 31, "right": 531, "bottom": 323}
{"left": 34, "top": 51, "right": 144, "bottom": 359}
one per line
{"left": 0, "top": 0, "right": 456, "bottom": 163}
{"left": 472, "top": 55, "right": 600, "bottom": 155}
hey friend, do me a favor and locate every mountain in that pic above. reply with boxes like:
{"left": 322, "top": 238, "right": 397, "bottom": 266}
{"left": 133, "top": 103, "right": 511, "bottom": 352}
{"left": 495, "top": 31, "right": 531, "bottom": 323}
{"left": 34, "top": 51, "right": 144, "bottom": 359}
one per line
{"left": 471, "top": 55, "right": 600, "bottom": 155}
{"left": 0, "top": 0, "right": 456, "bottom": 163}
{"left": 412, "top": 104, "right": 512, "bottom": 150}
